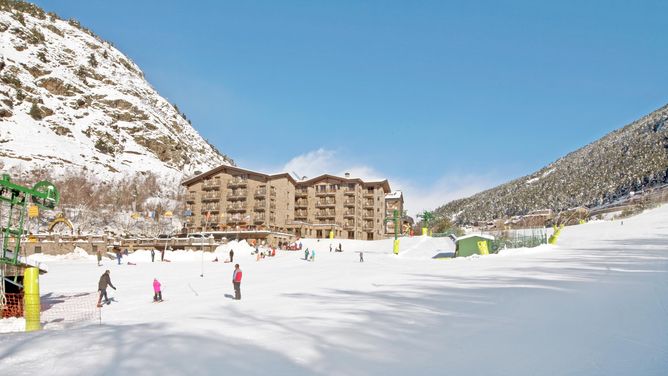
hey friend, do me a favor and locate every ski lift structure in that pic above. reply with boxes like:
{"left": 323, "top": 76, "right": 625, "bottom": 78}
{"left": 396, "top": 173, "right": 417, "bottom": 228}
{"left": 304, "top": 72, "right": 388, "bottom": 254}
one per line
{"left": 0, "top": 174, "right": 59, "bottom": 278}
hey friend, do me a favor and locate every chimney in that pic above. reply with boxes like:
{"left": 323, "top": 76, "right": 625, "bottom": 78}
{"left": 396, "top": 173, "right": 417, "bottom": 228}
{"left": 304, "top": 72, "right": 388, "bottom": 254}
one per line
{"left": 344, "top": 172, "right": 350, "bottom": 178}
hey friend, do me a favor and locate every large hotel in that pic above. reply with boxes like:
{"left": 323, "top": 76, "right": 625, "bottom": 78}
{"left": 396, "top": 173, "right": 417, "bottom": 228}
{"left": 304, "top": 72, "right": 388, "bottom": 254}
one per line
{"left": 182, "top": 165, "right": 404, "bottom": 241}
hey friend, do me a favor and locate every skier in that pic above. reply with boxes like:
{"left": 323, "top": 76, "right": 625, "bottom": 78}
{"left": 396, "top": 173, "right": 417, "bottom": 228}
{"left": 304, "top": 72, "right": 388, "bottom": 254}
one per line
{"left": 329, "top": 243, "right": 332, "bottom": 252}
{"left": 310, "top": 249, "right": 316, "bottom": 262}
{"left": 232, "top": 264, "right": 242, "bottom": 300}
{"left": 153, "top": 278, "right": 163, "bottom": 302}
{"left": 96, "top": 270, "right": 116, "bottom": 307}
{"left": 229, "top": 249, "right": 234, "bottom": 263}
{"left": 150, "top": 249, "right": 155, "bottom": 263}
{"left": 338, "top": 242, "right": 343, "bottom": 252}
{"left": 360, "top": 251, "right": 364, "bottom": 263}
{"left": 96, "top": 249, "right": 102, "bottom": 266}
{"left": 115, "top": 247, "right": 122, "bottom": 265}
{"left": 304, "top": 248, "right": 309, "bottom": 261}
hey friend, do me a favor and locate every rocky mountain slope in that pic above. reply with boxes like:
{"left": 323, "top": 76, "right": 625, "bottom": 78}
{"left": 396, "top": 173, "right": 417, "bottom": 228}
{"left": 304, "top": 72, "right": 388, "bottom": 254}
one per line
{"left": 0, "top": 0, "right": 233, "bottom": 181}
{"left": 436, "top": 103, "right": 668, "bottom": 225}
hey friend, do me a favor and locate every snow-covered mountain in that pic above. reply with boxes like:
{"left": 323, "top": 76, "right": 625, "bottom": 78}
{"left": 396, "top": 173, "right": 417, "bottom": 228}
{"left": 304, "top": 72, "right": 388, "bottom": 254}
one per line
{"left": 437, "top": 103, "right": 668, "bottom": 224}
{"left": 0, "top": 1, "right": 233, "bottom": 180}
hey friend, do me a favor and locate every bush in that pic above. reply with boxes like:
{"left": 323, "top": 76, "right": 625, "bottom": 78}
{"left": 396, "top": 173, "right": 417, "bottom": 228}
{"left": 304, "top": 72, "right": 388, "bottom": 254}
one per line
{"left": 29, "top": 101, "right": 43, "bottom": 120}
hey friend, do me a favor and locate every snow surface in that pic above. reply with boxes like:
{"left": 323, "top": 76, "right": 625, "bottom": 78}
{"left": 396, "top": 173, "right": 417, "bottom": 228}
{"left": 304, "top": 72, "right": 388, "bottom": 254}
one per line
{"left": 1, "top": 206, "right": 667, "bottom": 375}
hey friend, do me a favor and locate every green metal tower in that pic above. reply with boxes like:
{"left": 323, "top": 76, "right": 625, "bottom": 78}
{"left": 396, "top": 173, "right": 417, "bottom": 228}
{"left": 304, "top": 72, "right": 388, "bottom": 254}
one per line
{"left": 0, "top": 174, "right": 59, "bottom": 266}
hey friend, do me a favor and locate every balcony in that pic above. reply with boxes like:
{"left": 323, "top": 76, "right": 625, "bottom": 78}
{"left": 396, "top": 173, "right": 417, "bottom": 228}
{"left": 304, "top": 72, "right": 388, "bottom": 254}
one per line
{"left": 202, "top": 193, "right": 220, "bottom": 202}
{"left": 227, "top": 179, "right": 247, "bottom": 188}
{"left": 228, "top": 203, "right": 247, "bottom": 212}
{"left": 254, "top": 215, "right": 266, "bottom": 223}
{"left": 269, "top": 203, "right": 277, "bottom": 210}
{"left": 254, "top": 202, "right": 266, "bottom": 211}
{"left": 315, "top": 211, "right": 335, "bottom": 218}
{"left": 269, "top": 216, "right": 276, "bottom": 222}
{"left": 254, "top": 189, "right": 267, "bottom": 197}
{"left": 363, "top": 212, "right": 374, "bottom": 219}
{"left": 363, "top": 223, "right": 374, "bottom": 230}
{"left": 295, "top": 189, "right": 308, "bottom": 197}
{"left": 202, "top": 180, "right": 221, "bottom": 190}
{"left": 201, "top": 205, "right": 221, "bottom": 213}
{"left": 270, "top": 190, "right": 277, "bottom": 197}
{"left": 343, "top": 199, "right": 356, "bottom": 207}
{"left": 227, "top": 217, "right": 247, "bottom": 224}
{"left": 295, "top": 200, "right": 308, "bottom": 208}
{"left": 364, "top": 191, "right": 374, "bottom": 198}
{"left": 186, "top": 194, "right": 196, "bottom": 203}
{"left": 344, "top": 190, "right": 356, "bottom": 196}
{"left": 315, "top": 189, "right": 336, "bottom": 196}
{"left": 227, "top": 190, "right": 248, "bottom": 200}
{"left": 343, "top": 210, "right": 355, "bottom": 218}
{"left": 316, "top": 199, "right": 336, "bottom": 207}
{"left": 344, "top": 222, "right": 355, "bottom": 229}
{"left": 363, "top": 201, "right": 374, "bottom": 207}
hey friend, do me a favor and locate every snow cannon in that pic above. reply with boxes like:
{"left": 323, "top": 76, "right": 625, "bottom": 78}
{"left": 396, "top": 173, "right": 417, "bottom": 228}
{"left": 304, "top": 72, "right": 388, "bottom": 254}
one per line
{"left": 548, "top": 224, "right": 565, "bottom": 245}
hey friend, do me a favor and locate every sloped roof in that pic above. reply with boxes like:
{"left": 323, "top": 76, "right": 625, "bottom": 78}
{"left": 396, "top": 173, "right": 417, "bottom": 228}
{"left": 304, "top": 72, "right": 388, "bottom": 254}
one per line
{"left": 183, "top": 166, "right": 393, "bottom": 192}
{"left": 182, "top": 165, "right": 296, "bottom": 186}
{"left": 455, "top": 234, "right": 495, "bottom": 242}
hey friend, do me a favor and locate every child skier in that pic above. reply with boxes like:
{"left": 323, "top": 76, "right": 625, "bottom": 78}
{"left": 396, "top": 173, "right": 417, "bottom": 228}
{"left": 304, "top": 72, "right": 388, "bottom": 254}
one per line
{"left": 153, "top": 278, "right": 163, "bottom": 302}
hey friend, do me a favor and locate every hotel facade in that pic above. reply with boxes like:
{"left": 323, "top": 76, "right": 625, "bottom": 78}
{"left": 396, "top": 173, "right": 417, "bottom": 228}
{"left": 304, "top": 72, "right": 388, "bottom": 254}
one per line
{"left": 182, "top": 165, "right": 403, "bottom": 241}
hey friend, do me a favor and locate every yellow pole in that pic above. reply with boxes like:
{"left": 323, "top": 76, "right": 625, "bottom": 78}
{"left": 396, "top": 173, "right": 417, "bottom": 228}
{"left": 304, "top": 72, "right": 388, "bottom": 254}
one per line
{"left": 421, "top": 227, "right": 428, "bottom": 236}
{"left": 393, "top": 239, "right": 400, "bottom": 255}
{"left": 24, "top": 267, "right": 41, "bottom": 332}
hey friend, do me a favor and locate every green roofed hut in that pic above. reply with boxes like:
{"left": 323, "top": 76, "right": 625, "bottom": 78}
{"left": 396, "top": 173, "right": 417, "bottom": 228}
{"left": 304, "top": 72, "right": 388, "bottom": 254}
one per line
{"left": 454, "top": 234, "right": 495, "bottom": 257}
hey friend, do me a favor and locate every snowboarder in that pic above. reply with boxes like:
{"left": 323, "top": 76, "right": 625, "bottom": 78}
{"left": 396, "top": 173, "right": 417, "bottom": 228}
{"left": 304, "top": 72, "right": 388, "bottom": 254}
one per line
{"left": 360, "top": 251, "right": 364, "bottom": 263}
{"left": 96, "top": 249, "right": 102, "bottom": 266}
{"left": 304, "top": 248, "right": 309, "bottom": 260}
{"left": 153, "top": 278, "right": 163, "bottom": 302}
{"left": 232, "top": 264, "right": 242, "bottom": 300}
{"left": 151, "top": 249, "right": 155, "bottom": 262}
{"left": 229, "top": 249, "right": 234, "bottom": 263}
{"left": 97, "top": 270, "right": 116, "bottom": 307}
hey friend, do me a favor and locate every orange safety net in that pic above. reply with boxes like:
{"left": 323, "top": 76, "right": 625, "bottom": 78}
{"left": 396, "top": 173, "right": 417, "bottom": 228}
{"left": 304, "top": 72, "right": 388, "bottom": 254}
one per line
{"left": 2, "top": 292, "right": 99, "bottom": 325}
{"left": 1, "top": 293, "right": 24, "bottom": 318}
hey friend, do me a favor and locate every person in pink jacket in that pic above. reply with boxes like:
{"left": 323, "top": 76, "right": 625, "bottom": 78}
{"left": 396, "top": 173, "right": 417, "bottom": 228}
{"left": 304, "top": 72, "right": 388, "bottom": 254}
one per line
{"left": 153, "top": 278, "right": 163, "bottom": 302}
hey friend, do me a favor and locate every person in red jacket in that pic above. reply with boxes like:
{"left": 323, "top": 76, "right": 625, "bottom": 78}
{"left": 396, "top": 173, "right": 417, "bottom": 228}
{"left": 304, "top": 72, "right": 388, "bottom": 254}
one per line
{"left": 232, "top": 264, "right": 242, "bottom": 300}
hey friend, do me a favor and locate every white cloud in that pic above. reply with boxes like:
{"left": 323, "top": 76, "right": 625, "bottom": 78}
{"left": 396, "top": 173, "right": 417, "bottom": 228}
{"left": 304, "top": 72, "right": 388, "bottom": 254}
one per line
{"left": 395, "top": 174, "right": 498, "bottom": 217}
{"left": 274, "top": 148, "right": 501, "bottom": 218}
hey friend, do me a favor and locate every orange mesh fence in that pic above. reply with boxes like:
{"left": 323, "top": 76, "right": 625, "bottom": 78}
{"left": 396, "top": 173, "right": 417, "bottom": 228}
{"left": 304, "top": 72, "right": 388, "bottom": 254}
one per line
{"left": 1, "top": 292, "right": 100, "bottom": 332}
{"left": 1, "top": 293, "right": 24, "bottom": 318}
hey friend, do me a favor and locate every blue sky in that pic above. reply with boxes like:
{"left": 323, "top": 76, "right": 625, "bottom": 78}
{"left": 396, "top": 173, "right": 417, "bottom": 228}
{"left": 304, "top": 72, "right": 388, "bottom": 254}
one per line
{"left": 33, "top": 0, "right": 668, "bottom": 215}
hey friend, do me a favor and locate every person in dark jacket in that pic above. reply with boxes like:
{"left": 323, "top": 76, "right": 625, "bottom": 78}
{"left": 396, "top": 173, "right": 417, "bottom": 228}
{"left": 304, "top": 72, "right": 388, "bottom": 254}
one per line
{"left": 97, "top": 270, "right": 116, "bottom": 307}
{"left": 150, "top": 249, "right": 155, "bottom": 263}
{"left": 232, "top": 264, "right": 242, "bottom": 300}
{"left": 229, "top": 249, "right": 234, "bottom": 262}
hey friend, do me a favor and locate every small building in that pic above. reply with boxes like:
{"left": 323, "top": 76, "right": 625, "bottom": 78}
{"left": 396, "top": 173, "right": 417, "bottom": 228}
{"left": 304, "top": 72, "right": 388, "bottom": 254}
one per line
{"left": 454, "top": 234, "right": 495, "bottom": 257}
